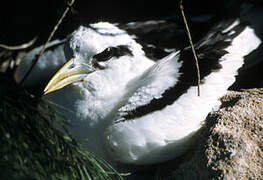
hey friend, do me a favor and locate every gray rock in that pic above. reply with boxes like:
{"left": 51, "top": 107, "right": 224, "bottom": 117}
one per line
{"left": 156, "top": 89, "right": 263, "bottom": 180}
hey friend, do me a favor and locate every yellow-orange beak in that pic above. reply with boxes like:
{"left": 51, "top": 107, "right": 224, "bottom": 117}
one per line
{"left": 44, "top": 58, "right": 94, "bottom": 94}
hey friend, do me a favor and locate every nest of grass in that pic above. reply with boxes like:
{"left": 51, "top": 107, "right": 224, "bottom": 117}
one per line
{"left": 0, "top": 50, "right": 124, "bottom": 179}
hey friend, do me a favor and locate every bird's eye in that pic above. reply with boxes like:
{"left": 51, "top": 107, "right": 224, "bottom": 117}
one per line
{"left": 93, "top": 45, "right": 133, "bottom": 62}
{"left": 93, "top": 47, "right": 115, "bottom": 62}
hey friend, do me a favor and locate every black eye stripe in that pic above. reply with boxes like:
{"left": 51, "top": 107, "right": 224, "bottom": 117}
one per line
{"left": 93, "top": 48, "right": 114, "bottom": 62}
{"left": 93, "top": 45, "right": 133, "bottom": 62}
{"left": 115, "top": 45, "right": 133, "bottom": 57}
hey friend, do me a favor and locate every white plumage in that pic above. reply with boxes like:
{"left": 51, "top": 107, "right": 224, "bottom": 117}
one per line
{"left": 15, "top": 20, "right": 261, "bottom": 166}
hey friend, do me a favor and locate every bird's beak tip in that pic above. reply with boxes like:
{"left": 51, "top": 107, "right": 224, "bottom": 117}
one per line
{"left": 43, "top": 80, "right": 58, "bottom": 95}
{"left": 43, "top": 88, "right": 51, "bottom": 95}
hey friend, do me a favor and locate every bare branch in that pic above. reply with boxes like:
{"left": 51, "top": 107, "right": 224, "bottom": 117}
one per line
{"left": 180, "top": 0, "right": 201, "bottom": 96}
{"left": 0, "top": 36, "right": 38, "bottom": 50}
{"left": 19, "top": 0, "right": 76, "bottom": 86}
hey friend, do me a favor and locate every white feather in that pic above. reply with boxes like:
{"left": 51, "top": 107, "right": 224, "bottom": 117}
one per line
{"left": 16, "top": 21, "right": 261, "bottom": 166}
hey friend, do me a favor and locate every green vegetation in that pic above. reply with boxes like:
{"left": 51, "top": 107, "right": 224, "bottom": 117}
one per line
{"left": 0, "top": 74, "right": 124, "bottom": 180}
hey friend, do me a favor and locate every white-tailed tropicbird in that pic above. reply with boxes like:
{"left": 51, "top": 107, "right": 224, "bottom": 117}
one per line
{"left": 18, "top": 19, "right": 261, "bottom": 166}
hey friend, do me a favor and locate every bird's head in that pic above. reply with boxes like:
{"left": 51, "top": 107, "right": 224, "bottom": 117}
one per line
{"left": 44, "top": 22, "right": 148, "bottom": 94}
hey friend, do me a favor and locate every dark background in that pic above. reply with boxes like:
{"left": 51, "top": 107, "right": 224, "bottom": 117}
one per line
{"left": 0, "top": 0, "right": 234, "bottom": 46}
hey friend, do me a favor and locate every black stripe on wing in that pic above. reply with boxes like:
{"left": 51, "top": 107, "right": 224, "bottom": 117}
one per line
{"left": 117, "top": 20, "right": 247, "bottom": 122}
{"left": 119, "top": 20, "right": 207, "bottom": 61}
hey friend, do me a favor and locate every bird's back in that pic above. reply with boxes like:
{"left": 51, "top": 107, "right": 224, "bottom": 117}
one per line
{"left": 104, "top": 19, "right": 261, "bottom": 165}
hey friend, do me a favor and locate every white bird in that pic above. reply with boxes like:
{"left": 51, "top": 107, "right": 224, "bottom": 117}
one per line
{"left": 16, "top": 19, "right": 261, "bottom": 166}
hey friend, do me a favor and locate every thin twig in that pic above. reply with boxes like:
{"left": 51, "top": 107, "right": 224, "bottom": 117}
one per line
{"left": 0, "top": 36, "right": 38, "bottom": 50}
{"left": 19, "top": 0, "right": 75, "bottom": 86}
{"left": 180, "top": 0, "right": 201, "bottom": 96}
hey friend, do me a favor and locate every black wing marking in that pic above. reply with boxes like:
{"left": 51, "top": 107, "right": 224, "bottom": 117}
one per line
{"left": 119, "top": 20, "right": 209, "bottom": 60}
{"left": 117, "top": 19, "right": 247, "bottom": 122}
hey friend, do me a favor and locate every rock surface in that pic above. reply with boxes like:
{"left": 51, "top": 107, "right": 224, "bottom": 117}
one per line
{"left": 156, "top": 89, "right": 263, "bottom": 180}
